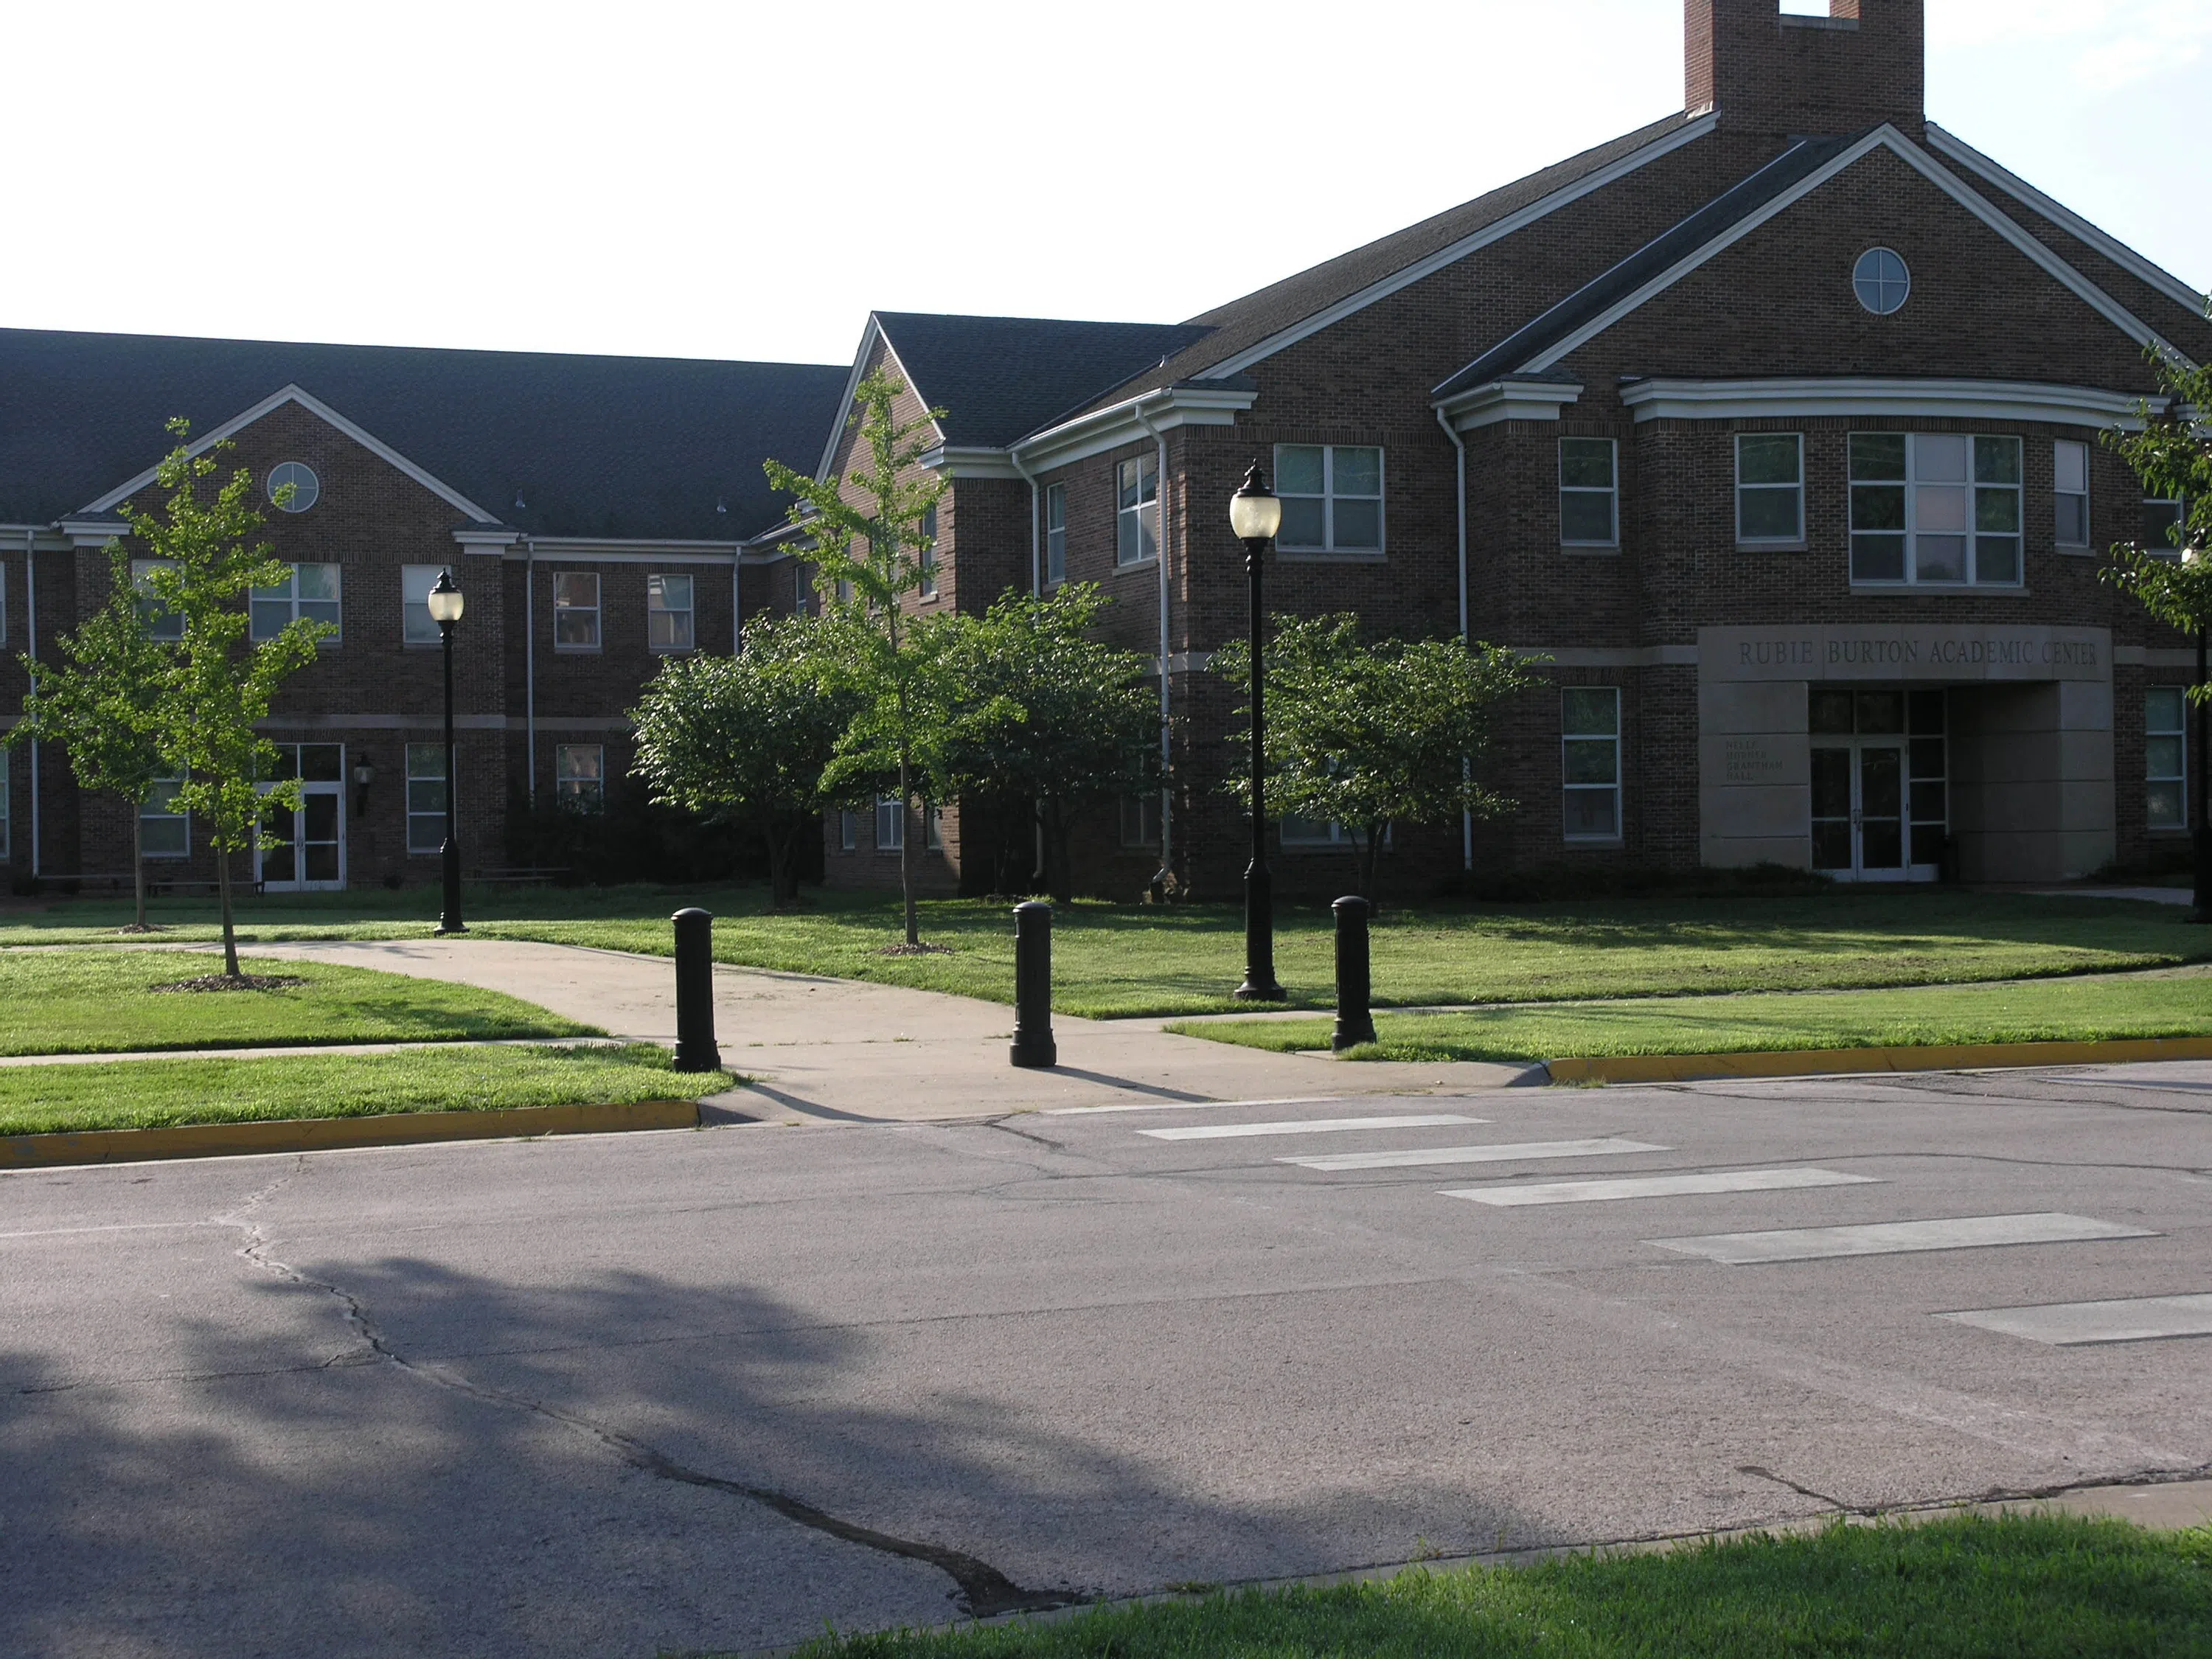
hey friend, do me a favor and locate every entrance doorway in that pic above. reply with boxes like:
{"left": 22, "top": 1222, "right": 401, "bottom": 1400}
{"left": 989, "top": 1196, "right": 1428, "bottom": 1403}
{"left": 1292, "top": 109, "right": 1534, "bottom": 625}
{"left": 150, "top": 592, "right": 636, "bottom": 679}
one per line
{"left": 1810, "top": 689, "right": 1947, "bottom": 883}
{"left": 257, "top": 742, "right": 346, "bottom": 891}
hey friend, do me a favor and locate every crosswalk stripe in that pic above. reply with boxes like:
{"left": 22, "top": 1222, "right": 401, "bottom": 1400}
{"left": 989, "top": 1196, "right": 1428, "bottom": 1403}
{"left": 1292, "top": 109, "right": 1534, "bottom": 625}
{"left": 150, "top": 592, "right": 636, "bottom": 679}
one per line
{"left": 1044, "top": 1096, "right": 1337, "bottom": 1117}
{"left": 1443, "top": 1166, "right": 1879, "bottom": 1207}
{"left": 1941, "top": 1293, "right": 2212, "bottom": 1346}
{"left": 1281, "top": 1137, "right": 1665, "bottom": 1172}
{"left": 1648, "top": 1211, "right": 2157, "bottom": 1265}
{"left": 1139, "top": 1114, "right": 1483, "bottom": 1141}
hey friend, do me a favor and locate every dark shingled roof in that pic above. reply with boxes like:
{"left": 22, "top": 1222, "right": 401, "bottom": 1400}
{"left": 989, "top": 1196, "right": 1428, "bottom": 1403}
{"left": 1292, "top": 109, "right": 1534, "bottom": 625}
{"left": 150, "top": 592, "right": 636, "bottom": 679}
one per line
{"left": 1433, "top": 134, "right": 1855, "bottom": 397}
{"left": 872, "top": 313, "right": 1216, "bottom": 447}
{"left": 0, "top": 327, "right": 847, "bottom": 540}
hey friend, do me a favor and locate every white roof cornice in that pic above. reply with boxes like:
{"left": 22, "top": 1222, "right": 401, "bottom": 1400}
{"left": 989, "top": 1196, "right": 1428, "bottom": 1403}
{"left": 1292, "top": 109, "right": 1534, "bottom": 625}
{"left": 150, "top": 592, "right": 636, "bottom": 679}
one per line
{"left": 1620, "top": 376, "right": 2168, "bottom": 429}
{"left": 1009, "top": 382, "right": 1259, "bottom": 474}
{"left": 1436, "top": 377, "right": 1586, "bottom": 431}
{"left": 80, "top": 383, "right": 501, "bottom": 524}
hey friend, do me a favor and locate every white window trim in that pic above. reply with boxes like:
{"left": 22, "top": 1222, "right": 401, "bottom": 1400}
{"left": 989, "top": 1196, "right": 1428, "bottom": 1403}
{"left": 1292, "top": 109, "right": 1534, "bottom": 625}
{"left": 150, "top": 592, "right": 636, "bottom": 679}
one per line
{"left": 2147, "top": 688, "right": 2188, "bottom": 834}
{"left": 838, "top": 809, "right": 858, "bottom": 852}
{"left": 1119, "top": 793, "right": 1161, "bottom": 849}
{"left": 1558, "top": 438, "right": 1619, "bottom": 551}
{"left": 1848, "top": 433, "right": 2025, "bottom": 590}
{"left": 1561, "top": 687, "right": 1622, "bottom": 844}
{"left": 132, "top": 557, "right": 184, "bottom": 641}
{"left": 0, "top": 766, "right": 9, "bottom": 861}
{"left": 401, "top": 563, "right": 454, "bottom": 647}
{"left": 647, "top": 573, "right": 695, "bottom": 654}
{"left": 1115, "top": 454, "right": 1159, "bottom": 569}
{"left": 1044, "top": 483, "right": 1068, "bottom": 588}
{"left": 552, "top": 571, "right": 602, "bottom": 652}
{"left": 141, "top": 776, "right": 191, "bottom": 860}
{"left": 1273, "top": 444, "right": 1387, "bottom": 560}
{"left": 406, "top": 744, "right": 449, "bottom": 855}
{"left": 2141, "top": 496, "right": 2190, "bottom": 560}
{"left": 251, "top": 561, "right": 342, "bottom": 644}
{"left": 2053, "top": 439, "right": 2092, "bottom": 552}
{"left": 554, "top": 744, "right": 606, "bottom": 811}
{"left": 875, "top": 793, "right": 905, "bottom": 852}
{"left": 917, "top": 507, "right": 939, "bottom": 600}
{"left": 1733, "top": 433, "right": 1805, "bottom": 548}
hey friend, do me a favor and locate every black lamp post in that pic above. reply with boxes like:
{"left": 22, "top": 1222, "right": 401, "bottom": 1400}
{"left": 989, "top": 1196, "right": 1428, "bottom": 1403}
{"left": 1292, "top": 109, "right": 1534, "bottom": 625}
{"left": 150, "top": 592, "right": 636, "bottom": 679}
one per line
{"left": 428, "top": 568, "right": 467, "bottom": 936}
{"left": 1229, "top": 461, "right": 1287, "bottom": 1001}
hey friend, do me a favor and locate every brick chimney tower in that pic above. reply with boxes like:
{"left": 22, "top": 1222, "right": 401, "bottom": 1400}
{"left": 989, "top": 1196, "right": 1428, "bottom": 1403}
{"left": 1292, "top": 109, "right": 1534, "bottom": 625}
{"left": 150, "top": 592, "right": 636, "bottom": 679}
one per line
{"left": 1686, "top": 0, "right": 1924, "bottom": 139}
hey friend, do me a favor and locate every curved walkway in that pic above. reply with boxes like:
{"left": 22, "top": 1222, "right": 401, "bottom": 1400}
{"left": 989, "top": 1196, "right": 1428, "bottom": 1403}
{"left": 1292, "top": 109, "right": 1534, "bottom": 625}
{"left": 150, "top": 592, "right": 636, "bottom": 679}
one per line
{"left": 212, "top": 939, "right": 1534, "bottom": 1121}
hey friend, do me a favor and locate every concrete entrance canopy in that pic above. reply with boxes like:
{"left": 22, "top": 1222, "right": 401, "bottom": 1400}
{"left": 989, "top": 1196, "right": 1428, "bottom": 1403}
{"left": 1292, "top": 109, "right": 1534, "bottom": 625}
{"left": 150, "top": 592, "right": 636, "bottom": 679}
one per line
{"left": 1698, "top": 624, "right": 2113, "bottom": 881}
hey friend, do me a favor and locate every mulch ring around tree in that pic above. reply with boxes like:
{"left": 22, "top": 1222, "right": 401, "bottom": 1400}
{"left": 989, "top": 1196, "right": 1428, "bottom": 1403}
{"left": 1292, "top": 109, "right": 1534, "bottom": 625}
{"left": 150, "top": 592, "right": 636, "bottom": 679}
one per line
{"left": 147, "top": 974, "right": 307, "bottom": 994}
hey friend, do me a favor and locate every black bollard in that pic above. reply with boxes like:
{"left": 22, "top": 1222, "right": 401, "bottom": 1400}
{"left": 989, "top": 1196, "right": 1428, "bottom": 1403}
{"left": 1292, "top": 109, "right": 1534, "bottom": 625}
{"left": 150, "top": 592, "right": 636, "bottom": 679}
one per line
{"left": 672, "top": 908, "right": 721, "bottom": 1072}
{"left": 1331, "top": 895, "right": 1378, "bottom": 1051}
{"left": 1009, "top": 901, "right": 1057, "bottom": 1068}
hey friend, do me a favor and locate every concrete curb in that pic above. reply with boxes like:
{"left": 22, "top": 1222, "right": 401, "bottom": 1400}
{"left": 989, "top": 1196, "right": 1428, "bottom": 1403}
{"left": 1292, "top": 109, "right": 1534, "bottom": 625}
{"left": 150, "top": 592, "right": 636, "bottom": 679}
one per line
{"left": 0, "top": 1097, "right": 703, "bottom": 1170}
{"left": 1544, "top": 1034, "right": 2212, "bottom": 1086}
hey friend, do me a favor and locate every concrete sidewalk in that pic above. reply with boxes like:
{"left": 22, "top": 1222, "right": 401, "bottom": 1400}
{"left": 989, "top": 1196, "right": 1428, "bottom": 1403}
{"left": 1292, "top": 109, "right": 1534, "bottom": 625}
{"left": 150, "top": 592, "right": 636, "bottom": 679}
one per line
{"left": 223, "top": 939, "right": 1534, "bottom": 1120}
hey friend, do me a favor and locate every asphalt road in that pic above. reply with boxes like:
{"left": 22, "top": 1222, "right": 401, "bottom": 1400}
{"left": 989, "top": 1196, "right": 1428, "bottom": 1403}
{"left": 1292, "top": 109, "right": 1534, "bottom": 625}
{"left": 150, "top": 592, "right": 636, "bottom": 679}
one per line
{"left": 5, "top": 1062, "right": 2211, "bottom": 1658}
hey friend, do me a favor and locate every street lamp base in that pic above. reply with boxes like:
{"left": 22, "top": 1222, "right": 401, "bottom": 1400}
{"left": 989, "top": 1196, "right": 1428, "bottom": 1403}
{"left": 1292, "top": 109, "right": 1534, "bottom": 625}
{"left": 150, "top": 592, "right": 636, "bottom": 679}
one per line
{"left": 1233, "top": 980, "right": 1288, "bottom": 1002}
{"left": 434, "top": 924, "right": 470, "bottom": 936}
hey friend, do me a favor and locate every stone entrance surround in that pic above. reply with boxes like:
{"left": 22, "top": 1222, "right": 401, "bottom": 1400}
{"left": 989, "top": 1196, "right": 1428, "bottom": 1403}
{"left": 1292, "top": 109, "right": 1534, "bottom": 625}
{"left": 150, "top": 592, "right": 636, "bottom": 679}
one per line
{"left": 1699, "top": 624, "right": 2114, "bottom": 881}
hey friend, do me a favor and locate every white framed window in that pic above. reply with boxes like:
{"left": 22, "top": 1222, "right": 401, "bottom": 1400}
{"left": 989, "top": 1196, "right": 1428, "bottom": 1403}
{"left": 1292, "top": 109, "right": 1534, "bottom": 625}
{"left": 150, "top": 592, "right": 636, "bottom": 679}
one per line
{"left": 141, "top": 776, "right": 189, "bottom": 858}
{"left": 1848, "top": 434, "right": 2022, "bottom": 586}
{"left": 917, "top": 506, "right": 939, "bottom": 599}
{"left": 1561, "top": 686, "right": 1621, "bottom": 841}
{"left": 1280, "top": 816, "right": 1351, "bottom": 849}
{"left": 925, "top": 803, "right": 944, "bottom": 851}
{"left": 0, "top": 768, "right": 10, "bottom": 860}
{"left": 1045, "top": 483, "right": 1067, "bottom": 587}
{"left": 555, "top": 745, "right": 605, "bottom": 811}
{"left": 0, "top": 560, "right": 9, "bottom": 646}
{"left": 1275, "top": 444, "right": 1384, "bottom": 554}
{"left": 874, "top": 793, "right": 905, "bottom": 852}
{"left": 1852, "top": 247, "right": 1911, "bottom": 316}
{"left": 1558, "top": 439, "right": 1618, "bottom": 547}
{"left": 553, "top": 572, "right": 601, "bottom": 649}
{"left": 2147, "top": 688, "right": 2188, "bottom": 832}
{"left": 838, "top": 809, "right": 858, "bottom": 852}
{"left": 1119, "top": 793, "right": 1160, "bottom": 848}
{"left": 647, "top": 574, "right": 694, "bottom": 652}
{"left": 2142, "top": 495, "right": 2188, "bottom": 558}
{"left": 1735, "top": 434, "right": 1804, "bottom": 543}
{"left": 406, "top": 745, "right": 448, "bottom": 854}
{"left": 132, "top": 557, "right": 184, "bottom": 641}
{"left": 1116, "top": 453, "right": 1158, "bottom": 567}
{"left": 251, "top": 562, "right": 341, "bottom": 641}
{"left": 2054, "top": 440, "right": 2091, "bottom": 549}
{"left": 266, "top": 461, "right": 320, "bottom": 512}
{"left": 401, "top": 565, "right": 453, "bottom": 644}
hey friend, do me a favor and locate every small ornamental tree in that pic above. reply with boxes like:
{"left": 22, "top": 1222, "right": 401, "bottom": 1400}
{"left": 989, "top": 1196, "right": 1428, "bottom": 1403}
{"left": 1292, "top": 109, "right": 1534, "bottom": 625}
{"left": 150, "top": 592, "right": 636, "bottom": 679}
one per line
{"left": 629, "top": 613, "right": 868, "bottom": 907}
{"left": 2103, "top": 328, "right": 2212, "bottom": 914}
{"left": 764, "top": 369, "right": 947, "bottom": 948}
{"left": 928, "top": 585, "right": 1158, "bottom": 903}
{"left": 125, "top": 421, "right": 331, "bottom": 978}
{"left": 1213, "top": 614, "right": 1534, "bottom": 899}
{"left": 6, "top": 543, "right": 174, "bottom": 929}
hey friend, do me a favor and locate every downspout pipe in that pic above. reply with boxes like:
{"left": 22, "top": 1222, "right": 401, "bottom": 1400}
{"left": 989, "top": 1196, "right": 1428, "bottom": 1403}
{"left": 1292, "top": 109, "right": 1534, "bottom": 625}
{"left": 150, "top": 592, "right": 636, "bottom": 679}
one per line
{"left": 524, "top": 537, "right": 537, "bottom": 803}
{"left": 25, "top": 529, "right": 39, "bottom": 878}
{"left": 1132, "top": 403, "right": 1172, "bottom": 894}
{"left": 1435, "top": 407, "right": 1472, "bottom": 871}
{"left": 1007, "top": 451, "right": 1041, "bottom": 597}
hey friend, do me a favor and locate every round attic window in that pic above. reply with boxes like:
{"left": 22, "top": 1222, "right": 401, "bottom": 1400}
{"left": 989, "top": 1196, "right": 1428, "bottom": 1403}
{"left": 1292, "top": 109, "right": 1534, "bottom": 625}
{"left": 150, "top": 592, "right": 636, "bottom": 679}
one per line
{"left": 268, "top": 461, "right": 320, "bottom": 512}
{"left": 1853, "top": 247, "right": 1910, "bottom": 316}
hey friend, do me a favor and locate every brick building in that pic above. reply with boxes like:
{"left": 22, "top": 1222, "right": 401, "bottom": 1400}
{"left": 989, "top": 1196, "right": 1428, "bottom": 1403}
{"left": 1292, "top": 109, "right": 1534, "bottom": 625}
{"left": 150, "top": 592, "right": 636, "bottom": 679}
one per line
{"left": 4, "top": 0, "right": 2205, "bottom": 900}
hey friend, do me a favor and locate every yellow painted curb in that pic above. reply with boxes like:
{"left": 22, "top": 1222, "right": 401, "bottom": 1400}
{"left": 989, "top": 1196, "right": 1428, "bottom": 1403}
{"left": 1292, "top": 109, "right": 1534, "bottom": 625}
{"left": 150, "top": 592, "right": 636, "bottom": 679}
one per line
{"left": 1545, "top": 1035, "right": 2212, "bottom": 1086}
{"left": 0, "top": 1098, "right": 703, "bottom": 1170}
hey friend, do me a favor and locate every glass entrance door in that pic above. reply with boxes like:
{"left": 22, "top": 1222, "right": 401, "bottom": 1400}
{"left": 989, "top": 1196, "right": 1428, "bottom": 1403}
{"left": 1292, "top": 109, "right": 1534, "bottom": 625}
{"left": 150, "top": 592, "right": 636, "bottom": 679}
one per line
{"left": 1809, "top": 689, "right": 1945, "bottom": 883}
{"left": 257, "top": 743, "right": 347, "bottom": 891}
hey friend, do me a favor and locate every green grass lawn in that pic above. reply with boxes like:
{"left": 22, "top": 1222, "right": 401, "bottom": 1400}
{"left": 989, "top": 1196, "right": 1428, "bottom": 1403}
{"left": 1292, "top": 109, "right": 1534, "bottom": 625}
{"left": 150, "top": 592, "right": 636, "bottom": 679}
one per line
{"left": 1169, "top": 973, "right": 2212, "bottom": 1063}
{"left": 0, "top": 949, "right": 597, "bottom": 1056}
{"left": 4, "top": 883, "right": 2199, "bottom": 1018}
{"left": 786, "top": 1514, "right": 2211, "bottom": 1659}
{"left": 0, "top": 1043, "right": 732, "bottom": 1137}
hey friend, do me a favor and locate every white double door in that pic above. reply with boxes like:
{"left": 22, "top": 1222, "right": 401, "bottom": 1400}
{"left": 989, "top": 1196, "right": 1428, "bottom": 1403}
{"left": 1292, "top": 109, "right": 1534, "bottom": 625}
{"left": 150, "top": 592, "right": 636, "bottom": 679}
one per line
{"left": 257, "top": 742, "right": 347, "bottom": 891}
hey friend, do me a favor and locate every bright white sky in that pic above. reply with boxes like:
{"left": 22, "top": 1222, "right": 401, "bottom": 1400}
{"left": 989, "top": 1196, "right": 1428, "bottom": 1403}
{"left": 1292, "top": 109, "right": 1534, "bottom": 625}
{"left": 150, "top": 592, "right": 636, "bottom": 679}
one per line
{"left": 6, "top": 1, "right": 2205, "bottom": 368}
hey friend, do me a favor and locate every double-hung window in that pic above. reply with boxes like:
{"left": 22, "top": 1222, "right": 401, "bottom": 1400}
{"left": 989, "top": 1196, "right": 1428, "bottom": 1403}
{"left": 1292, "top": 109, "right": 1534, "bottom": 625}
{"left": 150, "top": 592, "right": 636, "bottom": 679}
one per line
{"left": 554, "top": 572, "right": 601, "bottom": 649}
{"left": 1848, "top": 434, "right": 2022, "bottom": 585}
{"left": 1116, "top": 454, "right": 1158, "bottom": 566}
{"left": 251, "top": 563, "right": 341, "bottom": 641}
{"left": 2054, "top": 440, "right": 2091, "bottom": 549}
{"left": 1276, "top": 444, "right": 1384, "bottom": 553}
{"left": 402, "top": 565, "right": 453, "bottom": 644}
{"left": 875, "top": 793, "right": 905, "bottom": 852}
{"left": 647, "top": 574, "right": 694, "bottom": 652}
{"left": 1558, "top": 439, "right": 1618, "bottom": 548}
{"left": 917, "top": 506, "right": 939, "bottom": 599}
{"left": 1045, "top": 483, "right": 1067, "bottom": 586}
{"left": 2142, "top": 495, "right": 2188, "bottom": 557}
{"left": 132, "top": 557, "right": 184, "bottom": 641}
{"left": 1735, "top": 434, "right": 1804, "bottom": 544}
{"left": 2147, "top": 689, "right": 2188, "bottom": 832}
{"left": 142, "top": 776, "right": 190, "bottom": 858}
{"left": 838, "top": 810, "right": 858, "bottom": 852}
{"left": 555, "top": 745, "right": 605, "bottom": 811}
{"left": 1561, "top": 687, "right": 1621, "bottom": 841}
{"left": 1119, "top": 793, "right": 1161, "bottom": 848}
{"left": 406, "top": 745, "right": 448, "bottom": 854}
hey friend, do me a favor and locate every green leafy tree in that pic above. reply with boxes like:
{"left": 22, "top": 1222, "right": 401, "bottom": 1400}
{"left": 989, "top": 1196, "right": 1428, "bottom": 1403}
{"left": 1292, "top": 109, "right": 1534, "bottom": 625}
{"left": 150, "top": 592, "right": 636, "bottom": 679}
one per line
{"left": 928, "top": 585, "right": 1158, "bottom": 903}
{"left": 1213, "top": 614, "right": 1534, "bottom": 899}
{"left": 629, "top": 613, "right": 869, "bottom": 907}
{"left": 764, "top": 369, "right": 947, "bottom": 947}
{"left": 4, "top": 544, "right": 174, "bottom": 929}
{"left": 2103, "top": 338, "right": 2212, "bottom": 655}
{"left": 124, "top": 421, "right": 332, "bottom": 976}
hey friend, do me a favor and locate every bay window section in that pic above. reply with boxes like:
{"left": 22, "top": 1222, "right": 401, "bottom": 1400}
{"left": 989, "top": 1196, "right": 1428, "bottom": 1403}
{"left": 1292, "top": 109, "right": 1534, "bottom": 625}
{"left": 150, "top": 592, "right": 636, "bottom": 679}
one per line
{"left": 1848, "top": 433, "right": 2022, "bottom": 586}
{"left": 1275, "top": 444, "right": 1384, "bottom": 554}
{"left": 1735, "top": 434, "right": 1803, "bottom": 543}
{"left": 2054, "top": 440, "right": 2090, "bottom": 549}
{"left": 1558, "top": 439, "right": 1618, "bottom": 548}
